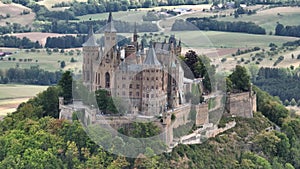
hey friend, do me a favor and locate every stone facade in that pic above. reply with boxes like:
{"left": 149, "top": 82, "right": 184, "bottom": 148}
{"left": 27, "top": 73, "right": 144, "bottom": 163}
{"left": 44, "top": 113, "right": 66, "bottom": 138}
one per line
{"left": 225, "top": 89, "right": 256, "bottom": 118}
{"left": 82, "top": 12, "right": 185, "bottom": 116}
{"left": 59, "top": 12, "right": 257, "bottom": 150}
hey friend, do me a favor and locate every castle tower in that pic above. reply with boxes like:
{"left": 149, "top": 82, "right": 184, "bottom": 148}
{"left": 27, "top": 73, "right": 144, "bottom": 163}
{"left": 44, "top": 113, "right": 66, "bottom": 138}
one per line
{"left": 141, "top": 43, "right": 167, "bottom": 116}
{"left": 82, "top": 24, "right": 100, "bottom": 91}
{"left": 104, "top": 12, "right": 117, "bottom": 51}
{"left": 95, "top": 12, "right": 120, "bottom": 92}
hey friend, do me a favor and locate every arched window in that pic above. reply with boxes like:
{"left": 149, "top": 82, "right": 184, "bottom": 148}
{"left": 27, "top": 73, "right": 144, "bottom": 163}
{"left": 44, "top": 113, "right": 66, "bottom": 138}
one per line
{"left": 105, "top": 72, "right": 110, "bottom": 88}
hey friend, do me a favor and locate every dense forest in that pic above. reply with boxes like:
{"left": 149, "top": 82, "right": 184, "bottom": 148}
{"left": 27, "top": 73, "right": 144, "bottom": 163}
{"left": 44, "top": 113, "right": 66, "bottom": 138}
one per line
{"left": 172, "top": 17, "right": 266, "bottom": 35}
{"left": 0, "top": 36, "right": 42, "bottom": 49}
{"left": 0, "top": 67, "right": 63, "bottom": 85}
{"left": 275, "top": 23, "right": 300, "bottom": 38}
{"left": 0, "top": 70, "right": 299, "bottom": 168}
{"left": 45, "top": 35, "right": 86, "bottom": 49}
{"left": 254, "top": 67, "right": 300, "bottom": 103}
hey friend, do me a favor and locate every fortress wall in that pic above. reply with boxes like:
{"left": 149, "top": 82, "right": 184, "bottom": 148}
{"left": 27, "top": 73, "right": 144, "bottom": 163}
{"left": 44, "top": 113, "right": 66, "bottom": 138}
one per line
{"left": 195, "top": 103, "right": 209, "bottom": 126}
{"left": 226, "top": 92, "right": 254, "bottom": 118}
{"left": 172, "top": 105, "right": 190, "bottom": 129}
{"left": 252, "top": 93, "right": 257, "bottom": 112}
{"left": 59, "top": 105, "right": 73, "bottom": 121}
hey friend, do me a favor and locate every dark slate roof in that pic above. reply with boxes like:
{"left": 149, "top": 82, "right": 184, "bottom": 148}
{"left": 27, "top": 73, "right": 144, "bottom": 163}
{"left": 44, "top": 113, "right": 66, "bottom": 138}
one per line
{"left": 143, "top": 44, "right": 161, "bottom": 66}
{"left": 105, "top": 12, "right": 117, "bottom": 33}
{"left": 82, "top": 28, "right": 98, "bottom": 47}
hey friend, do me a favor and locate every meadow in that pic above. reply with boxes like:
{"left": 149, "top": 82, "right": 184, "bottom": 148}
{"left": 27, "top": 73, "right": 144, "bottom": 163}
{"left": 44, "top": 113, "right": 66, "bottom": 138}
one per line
{"left": 0, "top": 49, "right": 82, "bottom": 72}
{"left": 76, "top": 10, "right": 147, "bottom": 23}
{"left": 216, "top": 7, "right": 300, "bottom": 34}
{"left": 0, "top": 84, "right": 48, "bottom": 115}
{"left": 37, "top": 0, "right": 87, "bottom": 10}
{"left": 0, "top": 1, "right": 35, "bottom": 26}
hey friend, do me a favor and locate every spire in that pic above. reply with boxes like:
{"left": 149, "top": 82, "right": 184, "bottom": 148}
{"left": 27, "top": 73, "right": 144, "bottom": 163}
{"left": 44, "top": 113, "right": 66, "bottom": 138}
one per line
{"left": 143, "top": 42, "right": 161, "bottom": 66}
{"left": 87, "top": 18, "right": 94, "bottom": 38}
{"left": 134, "top": 22, "right": 137, "bottom": 35}
{"left": 133, "top": 22, "right": 138, "bottom": 43}
{"left": 83, "top": 24, "right": 98, "bottom": 47}
{"left": 105, "top": 12, "right": 116, "bottom": 33}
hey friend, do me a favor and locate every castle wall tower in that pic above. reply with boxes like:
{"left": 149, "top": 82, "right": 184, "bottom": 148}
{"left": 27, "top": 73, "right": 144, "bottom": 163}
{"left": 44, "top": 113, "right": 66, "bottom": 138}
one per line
{"left": 95, "top": 12, "right": 120, "bottom": 92}
{"left": 141, "top": 44, "right": 167, "bottom": 116}
{"left": 82, "top": 25, "right": 100, "bottom": 91}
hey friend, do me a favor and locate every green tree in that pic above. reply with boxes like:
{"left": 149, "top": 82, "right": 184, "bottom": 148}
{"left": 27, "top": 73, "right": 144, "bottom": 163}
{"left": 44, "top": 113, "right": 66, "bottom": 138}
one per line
{"left": 229, "top": 65, "right": 250, "bottom": 92}
{"left": 284, "top": 99, "right": 290, "bottom": 106}
{"left": 60, "top": 61, "right": 66, "bottom": 68}
{"left": 58, "top": 71, "right": 73, "bottom": 104}
{"left": 290, "top": 98, "right": 297, "bottom": 106}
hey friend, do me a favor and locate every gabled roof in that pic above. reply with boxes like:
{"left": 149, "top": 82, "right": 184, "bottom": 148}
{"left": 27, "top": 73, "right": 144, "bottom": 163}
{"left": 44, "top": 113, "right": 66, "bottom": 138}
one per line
{"left": 143, "top": 44, "right": 161, "bottom": 66}
{"left": 105, "top": 12, "right": 117, "bottom": 33}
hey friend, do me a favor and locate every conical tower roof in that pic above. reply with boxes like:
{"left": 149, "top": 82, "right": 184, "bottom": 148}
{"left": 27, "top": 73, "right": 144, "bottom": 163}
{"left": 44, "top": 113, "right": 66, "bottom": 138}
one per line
{"left": 83, "top": 26, "right": 98, "bottom": 47}
{"left": 105, "top": 12, "right": 117, "bottom": 33}
{"left": 143, "top": 43, "right": 161, "bottom": 66}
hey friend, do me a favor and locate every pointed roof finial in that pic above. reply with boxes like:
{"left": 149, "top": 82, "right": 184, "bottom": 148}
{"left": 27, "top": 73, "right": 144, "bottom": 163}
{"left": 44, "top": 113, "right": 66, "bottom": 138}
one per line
{"left": 105, "top": 11, "right": 116, "bottom": 32}
{"left": 88, "top": 24, "right": 94, "bottom": 38}
{"left": 134, "top": 22, "right": 137, "bottom": 35}
{"left": 108, "top": 11, "right": 113, "bottom": 23}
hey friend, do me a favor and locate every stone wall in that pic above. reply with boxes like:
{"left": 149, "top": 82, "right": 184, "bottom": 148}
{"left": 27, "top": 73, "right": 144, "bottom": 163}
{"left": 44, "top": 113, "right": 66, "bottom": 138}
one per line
{"left": 195, "top": 103, "right": 209, "bottom": 126}
{"left": 225, "top": 91, "right": 256, "bottom": 118}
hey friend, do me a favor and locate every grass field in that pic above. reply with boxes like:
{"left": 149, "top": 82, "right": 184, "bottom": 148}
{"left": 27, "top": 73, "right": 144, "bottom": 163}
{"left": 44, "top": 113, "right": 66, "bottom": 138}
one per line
{"left": 0, "top": 2, "right": 35, "bottom": 26}
{"left": 0, "top": 84, "right": 48, "bottom": 99}
{"left": 76, "top": 11, "right": 147, "bottom": 23}
{"left": 217, "top": 7, "right": 300, "bottom": 34}
{"left": 0, "top": 84, "right": 48, "bottom": 115}
{"left": 172, "top": 31, "right": 299, "bottom": 48}
{"left": 37, "top": 0, "right": 87, "bottom": 10}
{"left": 0, "top": 49, "right": 82, "bottom": 72}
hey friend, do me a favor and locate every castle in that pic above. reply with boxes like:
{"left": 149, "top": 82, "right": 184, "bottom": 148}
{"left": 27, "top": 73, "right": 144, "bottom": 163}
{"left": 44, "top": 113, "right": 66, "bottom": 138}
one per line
{"left": 59, "top": 12, "right": 257, "bottom": 152}
{"left": 82, "top": 12, "right": 186, "bottom": 116}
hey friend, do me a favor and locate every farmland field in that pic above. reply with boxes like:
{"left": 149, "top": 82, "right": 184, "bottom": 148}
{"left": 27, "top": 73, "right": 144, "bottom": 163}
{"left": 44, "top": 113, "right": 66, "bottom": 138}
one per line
{"left": 37, "top": 0, "right": 87, "bottom": 10}
{"left": 9, "top": 32, "right": 77, "bottom": 46}
{"left": 0, "top": 49, "right": 82, "bottom": 72}
{"left": 0, "top": 2, "right": 35, "bottom": 26}
{"left": 171, "top": 31, "right": 299, "bottom": 48}
{"left": 216, "top": 7, "right": 300, "bottom": 34}
{"left": 0, "top": 84, "right": 48, "bottom": 115}
{"left": 76, "top": 11, "right": 147, "bottom": 23}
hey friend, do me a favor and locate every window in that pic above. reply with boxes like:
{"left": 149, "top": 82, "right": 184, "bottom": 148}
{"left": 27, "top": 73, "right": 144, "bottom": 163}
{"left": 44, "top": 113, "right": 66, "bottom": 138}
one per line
{"left": 122, "top": 91, "right": 125, "bottom": 95}
{"left": 122, "top": 84, "right": 126, "bottom": 88}
{"left": 129, "top": 84, "right": 132, "bottom": 88}
{"left": 146, "top": 94, "right": 149, "bottom": 98}
{"left": 129, "top": 92, "right": 132, "bottom": 96}
{"left": 136, "top": 92, "right": 139, "bottom": 96}
{"left": 105, "top": 72, "right": 110, "bottom": 88}
{"left": 136, "top": 84, "right": 140, "bottom": 89}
